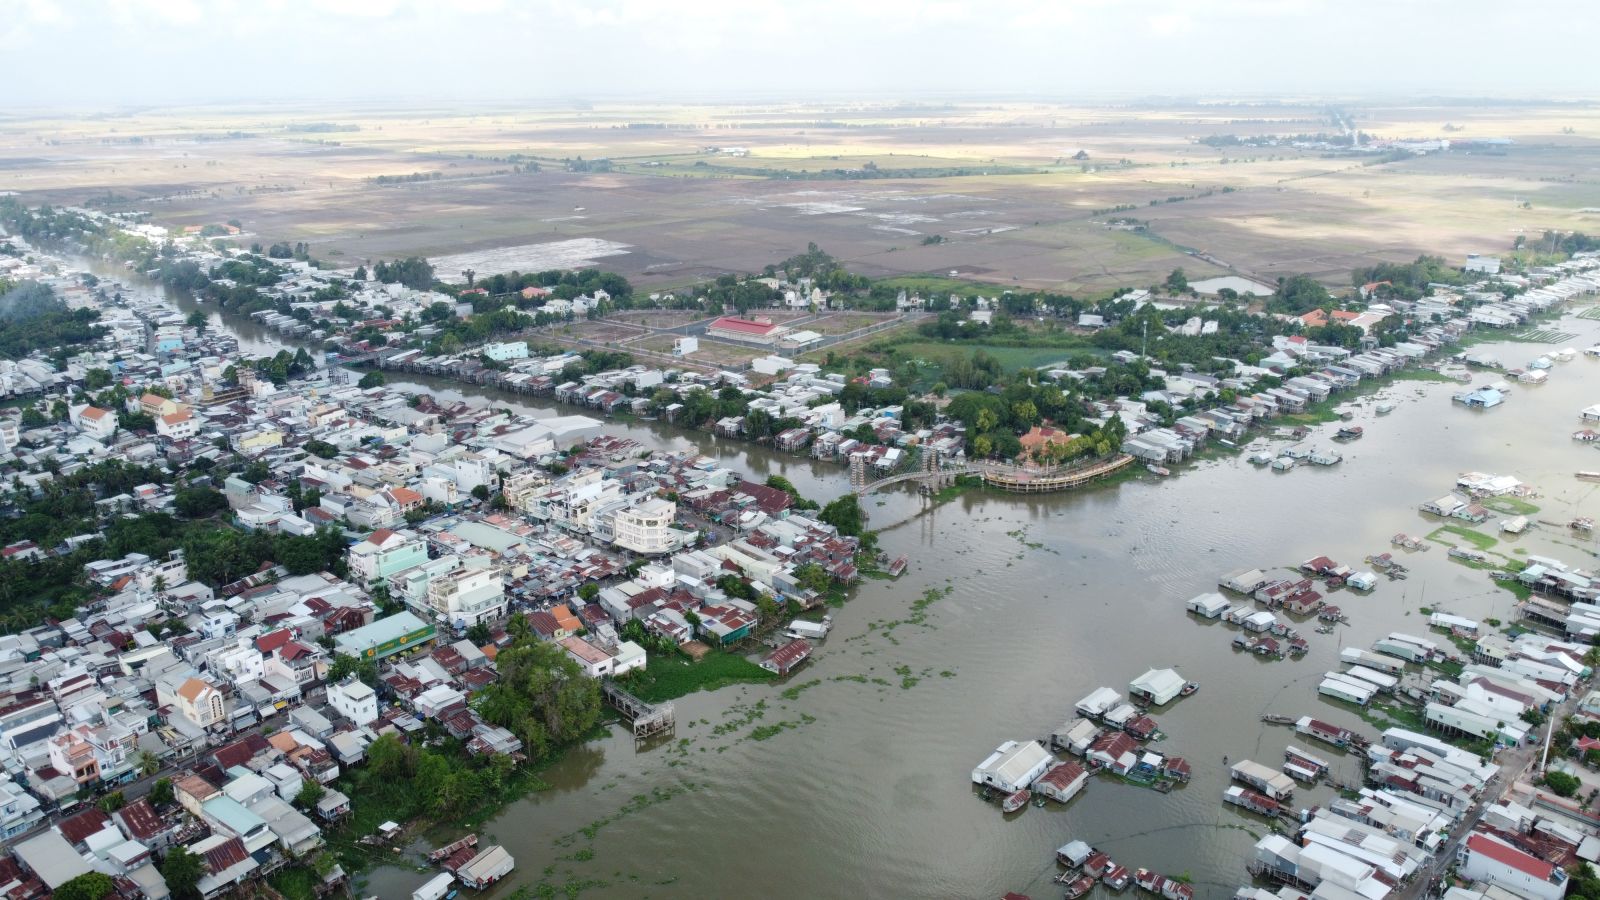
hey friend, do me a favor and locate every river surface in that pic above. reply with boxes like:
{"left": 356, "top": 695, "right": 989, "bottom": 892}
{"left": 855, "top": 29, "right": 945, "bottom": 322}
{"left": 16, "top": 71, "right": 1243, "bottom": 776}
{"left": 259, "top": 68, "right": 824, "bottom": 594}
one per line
{"left": 111, "top": 267, "right": 1600, "bottom": 898}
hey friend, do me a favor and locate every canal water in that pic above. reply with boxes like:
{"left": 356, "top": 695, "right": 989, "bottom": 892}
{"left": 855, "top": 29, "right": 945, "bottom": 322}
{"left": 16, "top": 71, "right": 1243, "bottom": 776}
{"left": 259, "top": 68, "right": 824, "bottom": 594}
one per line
{"left": 115, "top": 267, "right": 1600, "bottom": 898}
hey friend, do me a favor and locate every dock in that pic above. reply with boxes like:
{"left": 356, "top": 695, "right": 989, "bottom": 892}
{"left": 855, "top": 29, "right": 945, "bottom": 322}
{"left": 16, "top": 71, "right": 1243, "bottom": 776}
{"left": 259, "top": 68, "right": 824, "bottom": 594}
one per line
{"left": 428, "top": 834, "right": 477, "bottom": 863}
{"left": 601, "top": 679, "right": 676, "bottom": 740}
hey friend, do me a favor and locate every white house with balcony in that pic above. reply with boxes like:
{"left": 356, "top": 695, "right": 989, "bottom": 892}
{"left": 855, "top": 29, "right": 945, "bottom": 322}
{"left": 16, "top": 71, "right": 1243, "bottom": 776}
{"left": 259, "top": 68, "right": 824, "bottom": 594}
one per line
{"left": 424, "top": 559, "right": 507, "bottom": 628}
{"left": 347, "top": 528, "right": 429, "bottom": 586}
{"left": 607, "top": 497, "right": 683, "bottom": 555}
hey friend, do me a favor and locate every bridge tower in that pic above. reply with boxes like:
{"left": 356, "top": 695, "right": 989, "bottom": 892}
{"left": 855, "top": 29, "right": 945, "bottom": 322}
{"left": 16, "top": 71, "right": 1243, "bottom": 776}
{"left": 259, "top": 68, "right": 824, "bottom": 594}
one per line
{"left": 849, "top": 452, "right": 867, "bottom": 494}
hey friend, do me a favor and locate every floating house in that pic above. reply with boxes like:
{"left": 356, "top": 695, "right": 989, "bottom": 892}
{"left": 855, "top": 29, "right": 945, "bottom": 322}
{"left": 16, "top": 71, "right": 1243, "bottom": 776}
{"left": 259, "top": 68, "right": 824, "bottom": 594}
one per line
{"left": 971, "top": 740, "right": 1053, "bottom": 792}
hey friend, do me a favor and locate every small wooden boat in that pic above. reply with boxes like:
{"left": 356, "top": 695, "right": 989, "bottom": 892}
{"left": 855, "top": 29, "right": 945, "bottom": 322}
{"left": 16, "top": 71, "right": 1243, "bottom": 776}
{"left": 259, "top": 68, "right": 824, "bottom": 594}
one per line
{"left": 1180, "top": 681, "right": 1199, "bottom": 697}
{"left": 1572, "top": 517, "right": 1595, "bottom": 532}
{"left": 1577, "top": 472, "right": 1600, "bottom": 482}
{"left": 1375, "top": 402, "right": 1395, "bottom": 415}
{"left": 1002, "top": 789, "right": 1031, "bottom": 813}
{"left": 1575, "top": 430, "right": 1600, "bottom": 442}
{"left": 1063, "top": 875, "right": 1096, "bottom": 899}
{"left": 1147, "top": 464, "right": 1170, "bottom": 477}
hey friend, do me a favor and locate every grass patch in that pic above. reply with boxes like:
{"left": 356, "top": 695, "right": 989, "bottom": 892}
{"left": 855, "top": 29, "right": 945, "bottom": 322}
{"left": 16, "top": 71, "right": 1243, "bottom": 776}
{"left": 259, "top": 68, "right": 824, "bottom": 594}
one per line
{"left": 930, "top": 473, "right": 985, "bottom": 503}
{"left": 1428, "top": 524, "right": 1498, "bottom": 552}
{"left": 1484, "top": 495, "right": 1539, "bottom": 516}
{"left": 556, "top": 784, "right": 695, "bottom": 848}
{"left": 875, "top": 340, "right": 1085, "bottom": 373}
{"left": 866, "top": 585, "right": 955, "bottom": 643}
{"left": 623, "top": 651, "right": 776, "bottom": 703}
{"left": 1388, "top": 369, "right": 1459, "bottom": 384}
{"left": 267, "top": 866, "right": 321, "bottom": 900}
{"left": 748, "top": 713, "right": 816, "bottom": 741}
{"left": 780, "top": 679, "right": 822, "bottom": 700}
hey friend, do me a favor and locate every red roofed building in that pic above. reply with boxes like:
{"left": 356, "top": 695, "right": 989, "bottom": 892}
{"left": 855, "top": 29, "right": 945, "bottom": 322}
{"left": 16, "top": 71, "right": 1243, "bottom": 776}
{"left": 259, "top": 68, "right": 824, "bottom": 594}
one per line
{"left": 114, "top": 797, "right": 172, "bottom": 848}
{"left": 56, "top": 807, "right": 112, "bottom": 847}
{"left": 1458, "top": 831, "right": 1565, "bottom": 900}
{"left": 255, "top": 629, "right": 293, "bottom": 655}
{"left": 707, "top": 316, "right": 791, "bottom": 345}
{"left": 1032, "top": 760, "right": 1088, "bottom": 803}
{"left": 759, "top": 638, "right": 812, "bottom": 675}
{"left": 1298, "top": 309, "right": 1361, "bottom": 329}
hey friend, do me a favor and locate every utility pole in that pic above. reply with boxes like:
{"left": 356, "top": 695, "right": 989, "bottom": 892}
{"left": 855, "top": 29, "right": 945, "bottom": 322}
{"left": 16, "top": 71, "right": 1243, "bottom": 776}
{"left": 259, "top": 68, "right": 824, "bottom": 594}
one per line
{"left": 1141, "top": 319, "right": 1148, "bottom": 360}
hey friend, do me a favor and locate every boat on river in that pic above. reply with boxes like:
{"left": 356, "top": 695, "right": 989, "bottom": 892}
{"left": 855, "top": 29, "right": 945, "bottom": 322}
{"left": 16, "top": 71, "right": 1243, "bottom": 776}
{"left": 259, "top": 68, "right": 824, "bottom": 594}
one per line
{"left": 1001, "top": 789, "right": 1030, "bottom": 813}
{"left": 1334, "top": 425, "right": 1364, "bottom": 441}
{"left": 1573, "top": 518, "right": 1595, "bottom": 532}
{"left": 1061, "top": 874, "right": 1096, "bottom": 899}
{"left": 1147, "top": 464, "right": 1171, "bottom": 477}
{"left": 1375, "top": 401, "right": 1396, "bottom": 415}
{"left": 1578, "top": 472, "right": 1600, "bottom": 482}
{"left": 1180, "top": 681, "right": 1199, "bottom": 697}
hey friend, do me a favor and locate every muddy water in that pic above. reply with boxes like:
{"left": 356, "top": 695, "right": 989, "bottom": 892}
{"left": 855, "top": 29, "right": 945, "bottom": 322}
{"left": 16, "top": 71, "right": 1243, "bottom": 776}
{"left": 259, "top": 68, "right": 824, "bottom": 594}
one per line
{"left": 367, "top": 325, "right": 1600, "bottom": 900}
{"left": 144, "top": 272, "right": 1600, "bottom": 898}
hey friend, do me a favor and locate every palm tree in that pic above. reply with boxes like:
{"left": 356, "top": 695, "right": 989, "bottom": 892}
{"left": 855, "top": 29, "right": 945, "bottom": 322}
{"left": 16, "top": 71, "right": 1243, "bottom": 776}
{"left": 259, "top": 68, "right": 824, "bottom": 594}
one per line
{"left": 137, "top": 750, "right": 160, "bottom": 777}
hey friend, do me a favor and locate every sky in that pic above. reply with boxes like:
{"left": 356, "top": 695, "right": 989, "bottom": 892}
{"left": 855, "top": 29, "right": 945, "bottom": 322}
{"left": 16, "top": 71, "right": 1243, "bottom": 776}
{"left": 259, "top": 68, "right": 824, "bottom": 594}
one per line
{"left": 3, "top": 0, "right": 1599, "bottom": 106}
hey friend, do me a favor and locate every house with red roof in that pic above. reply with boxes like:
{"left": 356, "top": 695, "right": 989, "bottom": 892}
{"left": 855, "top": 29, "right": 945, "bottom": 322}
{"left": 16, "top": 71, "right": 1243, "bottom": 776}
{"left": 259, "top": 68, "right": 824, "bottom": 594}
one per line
{"left": 707, "top": 316, "right": 791, "bottom": 345}
{"left": 1457, "top": 830, "right": 1566, "bottom": 900}
{"left": 760, "top": 638, "right": 812, "bottom": 675}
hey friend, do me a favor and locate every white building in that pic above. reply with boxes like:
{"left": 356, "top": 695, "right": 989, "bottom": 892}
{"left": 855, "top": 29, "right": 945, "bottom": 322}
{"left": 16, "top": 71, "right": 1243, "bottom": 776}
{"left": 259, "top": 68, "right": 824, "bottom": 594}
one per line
{"left": 1456, "top": 832, "right": 1566, "bottom": 900}
{"left": 971, "top": 739, "right": 1053, "bottom": 792}
{"left": 176, "top": 677, "right": 227, "bottom": 729}
{"left": 425, "top": 563, "right": 506, "bottom": 627}
{"left": 327, "top": 679, "right": 379, "bottom": 727}
{"left": 482, "top": 341, "right": 529, "bottom": 361}
{"left": 609, "top": 497, "right": 680, "bottom": 555}
{"left": 157, "top": 409, "right": 199, "bottom": 440}
{"left": 559, "top": 636, "right": 614, "bottom": 678}
{"left": 75, "top": 405, "right": 117, "bottom": 441}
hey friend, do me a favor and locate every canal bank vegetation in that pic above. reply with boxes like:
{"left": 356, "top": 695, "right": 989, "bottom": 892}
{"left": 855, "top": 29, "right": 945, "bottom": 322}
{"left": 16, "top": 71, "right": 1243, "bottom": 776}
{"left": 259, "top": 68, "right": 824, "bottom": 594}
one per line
{"left": 303, "top": 628, "right": 605, "bottom": 885}
{"left": 619, "top": 648, "right": 775, "bottom": 703}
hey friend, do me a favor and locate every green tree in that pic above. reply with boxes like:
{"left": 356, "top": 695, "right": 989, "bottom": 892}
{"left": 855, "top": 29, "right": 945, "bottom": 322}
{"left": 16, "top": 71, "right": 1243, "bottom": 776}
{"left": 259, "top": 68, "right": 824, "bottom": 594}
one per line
{"left": 475, "top": 637, "right": 602, "bottom": 761}
{"left": 1164, "top": 267, "right": 1189, "bottom": 293}
{"left": 138, "top": 750, "right": 161, "bottom": 777}
{"left": 577, "top": 582, "right": 600, "bottom": 602}
{"left": 161, "top": 846, "right": 204, "bottom": 900}
{"left": 358, "top": 370, "right": 386, "bottom": 389}
{"left": 1542, "top": 770, "right": 1581, "bottom": 798}
{"left": 53, "top": 872, "right": 114, "bottom": 900}
{"left": 174, "top": 486, "right": 228, "bottom": 519}
{"left": 367, "top": 733, "right": 417, "bottom": 780}
{"left": 295, "top": 779, "right": 326, "bottom": 810}
{"left": 186, "top": 310, "right": 208, "bottom": 330}
{"left": 471, "top": 484, "right": 490, "bottom": 501}
{"left": 818, "top": 494, "right": 864, "bottom": 537}
{"left": 327, "top": 653, "right": 378, "bottom": 687}
{"left": 303, "top": 439, "right": 339, "bottom": 459}
{"left": 98, "top": 790, "right": 125, "bottom": 812}
{"left": 149, "top": 777, "right": 174, "bottom": 806}
{"left": 793, "top": 562, "right": 831, "bottom": 595}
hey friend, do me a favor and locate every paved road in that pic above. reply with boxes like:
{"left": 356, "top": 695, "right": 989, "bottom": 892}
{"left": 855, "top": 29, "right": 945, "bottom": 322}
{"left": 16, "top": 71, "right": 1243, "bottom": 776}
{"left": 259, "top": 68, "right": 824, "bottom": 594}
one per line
{"left": 1399, "top": 694, "right": 1574, "bottom": 899}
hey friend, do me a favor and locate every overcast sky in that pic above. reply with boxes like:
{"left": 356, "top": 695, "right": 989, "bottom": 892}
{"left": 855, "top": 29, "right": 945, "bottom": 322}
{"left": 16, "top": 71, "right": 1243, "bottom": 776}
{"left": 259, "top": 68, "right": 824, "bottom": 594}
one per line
{"left": 4, "top": 0, "right": 1598, "bottom": 106}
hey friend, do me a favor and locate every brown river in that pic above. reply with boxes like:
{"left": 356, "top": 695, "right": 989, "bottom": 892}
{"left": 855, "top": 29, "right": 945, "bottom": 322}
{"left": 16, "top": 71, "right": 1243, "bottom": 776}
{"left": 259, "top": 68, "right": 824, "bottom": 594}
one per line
{"left": 147, "top": 274, "right": 1600, "bottom": 899}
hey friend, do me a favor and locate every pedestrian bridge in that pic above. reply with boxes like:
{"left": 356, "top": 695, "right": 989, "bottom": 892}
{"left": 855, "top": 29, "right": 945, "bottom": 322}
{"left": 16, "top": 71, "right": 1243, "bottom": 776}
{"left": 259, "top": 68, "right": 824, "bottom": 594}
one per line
{"left": 853, "top": 453, "right": 1134, "bottom": 496}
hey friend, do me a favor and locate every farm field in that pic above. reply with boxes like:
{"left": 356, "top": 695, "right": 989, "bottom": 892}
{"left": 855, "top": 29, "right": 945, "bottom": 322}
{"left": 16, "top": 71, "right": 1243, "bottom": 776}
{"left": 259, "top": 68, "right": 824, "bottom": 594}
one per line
{"left": 5, "top": 100, "right": 1600, "bottom": 296}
